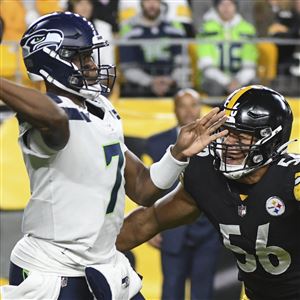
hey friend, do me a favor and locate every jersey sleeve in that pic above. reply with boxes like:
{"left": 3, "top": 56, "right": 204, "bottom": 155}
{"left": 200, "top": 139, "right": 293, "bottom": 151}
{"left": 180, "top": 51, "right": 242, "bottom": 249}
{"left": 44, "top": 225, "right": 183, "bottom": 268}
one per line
{"left": 19, "top": 123, "right": 59, "bottom": 159}
{"left": 49, "top": 94, "right": 91, "bottom": 122}
{"left": 18, "top": 94, "right": 73, "bottom": 159}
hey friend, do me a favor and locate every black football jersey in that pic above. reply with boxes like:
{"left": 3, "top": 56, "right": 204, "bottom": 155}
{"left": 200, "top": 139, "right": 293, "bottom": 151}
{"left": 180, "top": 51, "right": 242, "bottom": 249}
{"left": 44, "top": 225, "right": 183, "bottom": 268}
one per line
{"left": 183, "top": 151, "right": 300, "bottom": 300}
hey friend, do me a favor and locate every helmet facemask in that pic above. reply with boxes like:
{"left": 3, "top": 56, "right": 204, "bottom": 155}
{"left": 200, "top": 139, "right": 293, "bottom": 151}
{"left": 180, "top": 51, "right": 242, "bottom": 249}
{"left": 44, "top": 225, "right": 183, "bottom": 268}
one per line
{"left": 211, "top": 115, "right": 285, "bottom": 180}
{"left": 58, "top": 40, "right": 116, "bottom": 99}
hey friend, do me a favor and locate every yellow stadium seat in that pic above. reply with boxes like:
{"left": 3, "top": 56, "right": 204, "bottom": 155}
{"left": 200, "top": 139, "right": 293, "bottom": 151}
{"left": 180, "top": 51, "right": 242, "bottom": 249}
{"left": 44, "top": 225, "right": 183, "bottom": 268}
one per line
{"left": 176, "top": 4, "right": 192, "bottom": 18}
{"left": 0, "top": 277, "right": 8, "bottom": 286}
{"left": 0, "top": 118, "right": 30, "bottom": 210}
{"left": 0, "top": 44, "right": 18, "bottom": 79}
{"left": 0, "top": 0, "right": 26, "bottom": 42}
{"left": 257, "top": 42, "right": 278, "bottom": 85}
{"left": 119, "top": 7, "right": 138, "bottom": 24}
{"left": 36, "top": 0, "right": 63, "bottom": 15}
{"left": 188, "top": 42, "right": 200, "bottom": 89}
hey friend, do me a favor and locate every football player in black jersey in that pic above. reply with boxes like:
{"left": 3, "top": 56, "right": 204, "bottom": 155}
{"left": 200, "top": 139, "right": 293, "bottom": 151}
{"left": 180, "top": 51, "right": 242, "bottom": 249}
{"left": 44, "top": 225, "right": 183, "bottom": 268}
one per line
{"left": 117, "top": 85, "right": 300, "bottom": 300}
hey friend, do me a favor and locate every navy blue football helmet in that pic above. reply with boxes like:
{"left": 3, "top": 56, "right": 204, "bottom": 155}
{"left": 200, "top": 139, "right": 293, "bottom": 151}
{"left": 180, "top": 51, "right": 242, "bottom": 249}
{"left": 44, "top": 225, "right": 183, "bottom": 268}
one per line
{"left": 210, "top": 85, "right": 294, "bottom": 179}
{"left": 20, "top": 12, "right": 116, "bottom": 100}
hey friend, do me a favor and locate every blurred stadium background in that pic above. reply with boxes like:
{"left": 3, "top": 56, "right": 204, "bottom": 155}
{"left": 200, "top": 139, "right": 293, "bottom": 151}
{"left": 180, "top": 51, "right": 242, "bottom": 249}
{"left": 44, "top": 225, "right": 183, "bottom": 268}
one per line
{"left": 0, "top": 0, "right": 299, "bottom": 299}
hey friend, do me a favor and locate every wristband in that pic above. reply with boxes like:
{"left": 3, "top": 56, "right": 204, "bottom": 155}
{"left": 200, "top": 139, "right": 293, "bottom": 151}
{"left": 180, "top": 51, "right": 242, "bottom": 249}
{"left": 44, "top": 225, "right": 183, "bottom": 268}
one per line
{"left": 150, "top": 145, "right": 189, "bottom": 189}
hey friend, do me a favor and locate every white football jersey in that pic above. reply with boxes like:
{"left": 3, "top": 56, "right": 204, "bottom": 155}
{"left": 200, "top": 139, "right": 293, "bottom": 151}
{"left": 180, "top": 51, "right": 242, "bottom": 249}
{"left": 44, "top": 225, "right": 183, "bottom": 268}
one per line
{"left": 15, "top": 94, "right": 127, "bottom": 268}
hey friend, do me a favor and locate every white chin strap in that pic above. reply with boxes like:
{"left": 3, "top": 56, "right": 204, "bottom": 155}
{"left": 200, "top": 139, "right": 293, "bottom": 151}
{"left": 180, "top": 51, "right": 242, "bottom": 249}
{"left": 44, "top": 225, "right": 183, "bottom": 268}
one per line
{"left": 219, "top": 155, "right": 254, "bottom": 180}
{"left": 222, "top": 165, "right": 255, "bottom": 180}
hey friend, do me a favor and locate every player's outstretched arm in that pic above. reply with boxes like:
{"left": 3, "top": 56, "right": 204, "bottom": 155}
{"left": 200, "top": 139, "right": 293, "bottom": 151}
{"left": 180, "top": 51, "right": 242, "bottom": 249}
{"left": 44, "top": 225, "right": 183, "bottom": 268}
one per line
{"left": 124, "top": 107, "right": 228, "bottom": 206}
{"left": 0, "top": 78, "right": 69, "bottom": 150}
{"left": 117, "top": 184, "right": 200, "bottom": 251}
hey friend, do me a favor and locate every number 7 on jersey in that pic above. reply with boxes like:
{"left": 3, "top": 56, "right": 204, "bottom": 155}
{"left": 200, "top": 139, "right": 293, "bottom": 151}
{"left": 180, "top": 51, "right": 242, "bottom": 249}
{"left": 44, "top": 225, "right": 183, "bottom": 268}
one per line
{"left": 103, "top": 143, "right": 124, "bottom": 214}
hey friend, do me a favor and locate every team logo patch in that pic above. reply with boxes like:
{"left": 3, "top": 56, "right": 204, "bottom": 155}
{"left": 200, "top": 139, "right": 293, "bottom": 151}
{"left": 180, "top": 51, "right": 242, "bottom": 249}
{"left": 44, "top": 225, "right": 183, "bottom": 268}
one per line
{"left": 266, "top": 196, "right": 285, "bottom": 216}
{"left": 22, "top": 29, "right": 64, "bottom": 58}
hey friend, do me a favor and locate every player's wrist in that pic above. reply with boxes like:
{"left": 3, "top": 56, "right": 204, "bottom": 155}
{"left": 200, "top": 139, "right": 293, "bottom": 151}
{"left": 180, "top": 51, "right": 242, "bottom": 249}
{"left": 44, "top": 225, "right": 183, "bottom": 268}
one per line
{"left": 150, "top": 145, "right": 189, "bottom": 190}
{"left": 170, "top": 145, "right": 188, "bottom": 162}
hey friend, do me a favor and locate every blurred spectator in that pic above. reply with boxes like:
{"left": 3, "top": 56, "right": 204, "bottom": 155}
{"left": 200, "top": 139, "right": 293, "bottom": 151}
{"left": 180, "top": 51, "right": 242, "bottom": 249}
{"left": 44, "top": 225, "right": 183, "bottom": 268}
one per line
{"left": 192, "top": 0, "right": 254, "bottom": 30}
{"left": 267, "top": 0, "right": 300, "bottom": 75}
{"left": 144, "top": 89, "right": 220, "bottom": 300}
{"left": 119, "top": 0, "right": 189, "bottom": 97}
{"left": 67, "top": 0, "right": 115, "bottom": 65}
{"left": 253, "top": 0, "right": 277, "bottom": 37}
{"left": 119, "top": 0, "right": 194, "bottom": 37}
{"left": 265, "top": 0, "right": 300, "bottom": 96}
{"left": 92, "top": 0, "right": 119, "bottom": 35}
{"left": 197, "top": 0, "right": 257, "bottom": 96}
{"left": 191, "top": 0, "right": 214, "bottom": 29}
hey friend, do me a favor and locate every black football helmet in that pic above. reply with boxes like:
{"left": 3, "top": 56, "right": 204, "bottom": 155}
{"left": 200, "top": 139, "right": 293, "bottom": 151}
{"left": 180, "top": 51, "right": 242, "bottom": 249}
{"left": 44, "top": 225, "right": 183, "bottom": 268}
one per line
{"left": 20, "top": 12, "right": 116, "bottom": 102}
{"left": 211, "top": 85, "right": 294, "bottom": 179}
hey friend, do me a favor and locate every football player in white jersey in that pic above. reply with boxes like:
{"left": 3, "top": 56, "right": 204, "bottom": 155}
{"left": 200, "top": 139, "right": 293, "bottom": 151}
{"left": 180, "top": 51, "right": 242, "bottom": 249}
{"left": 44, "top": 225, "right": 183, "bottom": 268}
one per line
{"left": 0, "top": 12, "right": 228, "bottom": 300}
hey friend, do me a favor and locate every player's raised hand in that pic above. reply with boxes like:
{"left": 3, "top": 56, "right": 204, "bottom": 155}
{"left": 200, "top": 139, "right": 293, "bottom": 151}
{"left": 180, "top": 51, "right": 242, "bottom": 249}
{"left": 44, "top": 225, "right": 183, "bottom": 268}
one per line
{"left": 171, "top": 107, "right": 228, "bottom": 160}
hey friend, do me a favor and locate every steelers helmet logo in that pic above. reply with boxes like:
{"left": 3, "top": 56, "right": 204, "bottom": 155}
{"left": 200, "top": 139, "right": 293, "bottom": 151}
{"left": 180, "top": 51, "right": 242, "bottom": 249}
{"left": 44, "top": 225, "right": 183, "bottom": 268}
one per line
{"left": 266, "top": 196, "right": 285, "bottom": 216}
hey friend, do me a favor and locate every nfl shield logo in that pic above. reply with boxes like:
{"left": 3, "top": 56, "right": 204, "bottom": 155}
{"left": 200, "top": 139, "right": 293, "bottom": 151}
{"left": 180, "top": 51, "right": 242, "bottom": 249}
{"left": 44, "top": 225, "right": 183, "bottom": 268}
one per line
{"left": 238, "top": 204, "right": 247, "bottom": 217}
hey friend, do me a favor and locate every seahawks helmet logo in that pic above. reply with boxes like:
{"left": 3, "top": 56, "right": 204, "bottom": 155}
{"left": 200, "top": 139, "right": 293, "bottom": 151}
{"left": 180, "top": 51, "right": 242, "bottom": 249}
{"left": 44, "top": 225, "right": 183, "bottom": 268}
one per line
{"left": 22, "top": 29, "right": 64, "bottom": 58}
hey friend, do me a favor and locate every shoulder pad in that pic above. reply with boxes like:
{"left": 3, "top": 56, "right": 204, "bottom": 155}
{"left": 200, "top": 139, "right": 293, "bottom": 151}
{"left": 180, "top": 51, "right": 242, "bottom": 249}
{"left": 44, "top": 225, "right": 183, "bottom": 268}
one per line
{"left": 46, "top": 93, "right": 76, "bottom": 108}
